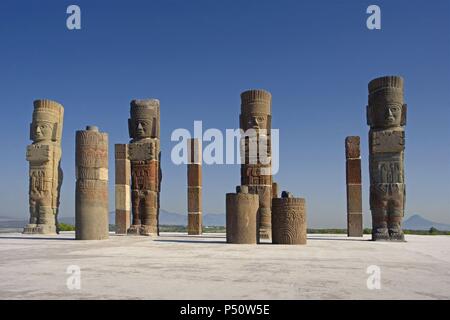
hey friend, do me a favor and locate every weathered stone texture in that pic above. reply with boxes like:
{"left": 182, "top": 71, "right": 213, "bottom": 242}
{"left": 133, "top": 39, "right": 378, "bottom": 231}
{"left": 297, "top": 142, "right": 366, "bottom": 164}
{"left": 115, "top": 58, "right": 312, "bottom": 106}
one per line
{"left": 126, "top": 99, "right": 162, "bottom": 236}
{"left": 187, "top": 138, "right": 202, "bottom": 235}
{"left": 345, "top": 136, "right": 363, "bottom": 237}
{"left": 272, "top": 192, "right": 307, "bottom": 245}
{"left": 24, "top": 100, "right": 64, "bottom": 235}
{"left": 115, "top": 144, "right": 130, "bottom": 234}
{"left": 75, "top": 126, "right": 109, "bottom": 240}
{"left": 367, "top": 76, "right": 407, "bottom": 241}
{"left": 240, "top": 89, "right": 273, "bottom": 240}
{"left": 226, "top": 186, "right": 259, "bottom": 244}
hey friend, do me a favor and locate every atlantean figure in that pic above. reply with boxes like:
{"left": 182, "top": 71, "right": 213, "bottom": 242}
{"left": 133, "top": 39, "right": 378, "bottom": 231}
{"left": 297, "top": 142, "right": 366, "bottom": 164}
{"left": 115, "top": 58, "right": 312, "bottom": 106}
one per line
{"left": 367, "top": 76, "right": 407, "bottom": 241}
{"left": 122, "top": 99, "right": 161, "bottom": 236}
{"left": 24, "top": 100, "right": 64, "bottom": 234}
{"left": 240, "top": 89, "right": 273, "bottom": 240}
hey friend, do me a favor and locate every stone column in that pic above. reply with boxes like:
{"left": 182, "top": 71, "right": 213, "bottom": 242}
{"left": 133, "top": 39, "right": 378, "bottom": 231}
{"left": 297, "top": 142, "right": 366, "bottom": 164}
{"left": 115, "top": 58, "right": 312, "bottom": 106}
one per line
{"left": 240, "top": 89, "right": 272, "bottom": 240}
{"left": 24, "top": 99, "right": 64, "bottom": 235}
{"left": 187, "top": 138, "right": 202, "bottom": 235}
{"left": 272, "top": 192, "right": 307, "bottom": 245}
{"left": 115, "top": 144, "right": 131, "bottom": 234}
{"left": 127, "top": 99, "right": 161, "bottom": 236}
{"left": 345, "top": 136, "right": 363, "bottom": 237}
{"left": 226, "top": 186, "right": 259, "bottom": 244}
{"left": 272, "top": 182, "right": 279, "bottom": 198}
{"left": 367, "top": 76, "right": 407, "bottom": 241}
{"left": 75, "top": 126, "right": 109, "bottom": 240}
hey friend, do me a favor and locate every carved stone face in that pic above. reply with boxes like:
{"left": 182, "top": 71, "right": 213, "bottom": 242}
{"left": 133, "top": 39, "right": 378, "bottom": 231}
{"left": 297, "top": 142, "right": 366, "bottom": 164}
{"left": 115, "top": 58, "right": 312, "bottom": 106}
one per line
{"left": 242, "top": 114, "right": 269, "bottom": 131}
{"left": 32, "top": 121, "right": 53, "bottom": 142}
{"left": 370, "top": 102, "right": 403, "bottom": 128}
{"left": 134, "top": 118, "right": 153, "bottom": 139}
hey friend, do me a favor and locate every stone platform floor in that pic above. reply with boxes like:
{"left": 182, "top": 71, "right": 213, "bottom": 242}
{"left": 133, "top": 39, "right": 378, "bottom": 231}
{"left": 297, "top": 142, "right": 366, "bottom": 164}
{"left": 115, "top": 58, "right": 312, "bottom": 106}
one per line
{"left": 0, "top": 232, "right": 449, "bottom": 299}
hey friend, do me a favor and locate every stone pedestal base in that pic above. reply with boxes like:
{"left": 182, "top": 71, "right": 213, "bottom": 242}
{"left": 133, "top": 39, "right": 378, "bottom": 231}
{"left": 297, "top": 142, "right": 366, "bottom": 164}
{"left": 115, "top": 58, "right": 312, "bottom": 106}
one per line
{"left": 188, "top": 213, "right": 202, "bottom": 235}
{"left": 127, "top": 224, "right": 155, "bottom": 237}
{"left": 23, "top": 224, "right": 57, "bottom": 235}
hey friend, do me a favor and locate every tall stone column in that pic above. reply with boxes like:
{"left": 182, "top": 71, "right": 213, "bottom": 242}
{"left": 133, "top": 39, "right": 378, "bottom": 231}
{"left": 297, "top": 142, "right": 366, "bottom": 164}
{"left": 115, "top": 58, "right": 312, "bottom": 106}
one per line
{"left": 345, "top": 136, "right": 363, "bottom": 237}
{"left": 226, "top": 186, "right": 259, "bottom": 244}
{"left": 75, "top": 126, "right": 109, "bottom": 240}
{"left": 240, "top": 89, "right": 272, "bottom": 240}
{"left": 127, "top": 99, "right": 161, "bottom": 236}
{"left": 272, "top": 192, "right": 307, "bottom": 245}
{"left": 187, "top": 138, "right": 202, "bottom": 235}
{"left": 367, "top": 76, "right": 407, "bottom": 241}
{"left": 24, "top": 100, "right": 64, "bottom": 235}
{"left": 115, "top": 144, "right": 131, "bottom": 234}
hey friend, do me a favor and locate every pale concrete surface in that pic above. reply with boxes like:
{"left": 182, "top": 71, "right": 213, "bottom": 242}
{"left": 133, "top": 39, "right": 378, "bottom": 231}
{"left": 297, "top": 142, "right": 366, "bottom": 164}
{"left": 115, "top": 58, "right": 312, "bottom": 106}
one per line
{"left": 0, "top": 232, "right": 449, "bottom": 299}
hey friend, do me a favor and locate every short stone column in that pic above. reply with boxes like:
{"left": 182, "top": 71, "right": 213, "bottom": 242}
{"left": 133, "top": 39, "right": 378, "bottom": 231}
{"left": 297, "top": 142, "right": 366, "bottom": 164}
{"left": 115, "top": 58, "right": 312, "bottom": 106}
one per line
{"left": 226, "top": 186, "right": 259, "bottom": 244}
{"left": 345, "top": 136, "right": 363, "bottom": 237}
{"left": 75, "top": 126, "right": 109, "bottom": 240}
{"left": 272, "top": 192, "right": 307, "bottom": 245}
{"left": 115, "top": 144, "right": 131, "bottom": 234}
{"left": 187, "top": 138, "right": 202, "bottom": 235}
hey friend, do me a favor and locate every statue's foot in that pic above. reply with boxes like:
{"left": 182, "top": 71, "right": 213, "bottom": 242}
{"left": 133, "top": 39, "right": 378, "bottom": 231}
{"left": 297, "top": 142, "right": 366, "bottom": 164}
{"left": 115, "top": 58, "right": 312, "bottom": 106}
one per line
{"left": 127, "top": 225, "right": 141, "bottom": 235}
{"left": 259, "top": 229, "right": 271, "bottom": 241}
{"left": 372, "top": 228, "right": 390, "bottom": 241}
{"left": 389, "top": 228, "right": 405, "bottom": 241}
{"left": 23, "top": 224, "right": 38, "bottom": 234}
{"left": 139, "top": 225, "right": 156, "bottom": 237}
{"left": 23, "top": 224, "right": 56, "bottom": 235}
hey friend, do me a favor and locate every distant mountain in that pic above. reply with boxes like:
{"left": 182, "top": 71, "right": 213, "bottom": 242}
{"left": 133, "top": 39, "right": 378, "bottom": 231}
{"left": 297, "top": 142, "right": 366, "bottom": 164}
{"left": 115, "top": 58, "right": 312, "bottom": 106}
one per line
{"left": 403, "top": 214, "right": 450, "bottom": 231}
{"left": 1, "top": 213, "right": 446, "bottom": 230}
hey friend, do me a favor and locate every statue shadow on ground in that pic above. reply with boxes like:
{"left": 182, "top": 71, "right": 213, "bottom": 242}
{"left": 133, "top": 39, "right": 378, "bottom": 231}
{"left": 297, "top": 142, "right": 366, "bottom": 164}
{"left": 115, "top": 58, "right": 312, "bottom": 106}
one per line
{"left": 307, "top": 236, "right": 371, "bottom": 241}
{"left": 0, "top": 236, "right": 75, "bottom": 241}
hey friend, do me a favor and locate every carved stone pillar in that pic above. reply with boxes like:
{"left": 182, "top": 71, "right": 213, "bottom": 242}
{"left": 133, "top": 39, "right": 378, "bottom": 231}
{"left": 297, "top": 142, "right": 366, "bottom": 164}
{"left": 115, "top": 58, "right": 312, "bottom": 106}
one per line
{"left": 187, "top": 138, "right": 202, "bottom": 235}
{"left": 24, "top": 99, "right": 64, "bottom": 235}
{"left": 345, "top": 136, "right": 363, "bottom": 237}
{"left": 240, "top": 89, "right": 272, "bottom": 240}
{"left": 75, "top": 126, "right": 109, "bottom": 240}
{"left": 272, "top": 192, "right": 307, "bottom": 245}
{"left": 127, "top": 99, "right": 161, "bottom": 237}
{"left": 226, "top": 185, "right": 259, "bottom": 244}
{"left": 115, "top": 144, "right": 130, "bottom": 234}
{"left": 367, "top": 76, "right": 407, "bottom": 241}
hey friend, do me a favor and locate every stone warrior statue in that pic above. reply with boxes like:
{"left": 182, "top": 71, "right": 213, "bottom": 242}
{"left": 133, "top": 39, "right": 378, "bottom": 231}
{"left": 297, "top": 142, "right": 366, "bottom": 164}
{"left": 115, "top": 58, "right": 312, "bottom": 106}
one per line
{"left": 24, "top": 100, "right": 64, "bottom": 234}
{"left": 367, "top": 76, "right": 407, "bottom": 241}
{"left": 125, "top": 99, "right": 161, "bottom": 236}
{"left": 240, "top": 89, "right": 273, "bottom": 240}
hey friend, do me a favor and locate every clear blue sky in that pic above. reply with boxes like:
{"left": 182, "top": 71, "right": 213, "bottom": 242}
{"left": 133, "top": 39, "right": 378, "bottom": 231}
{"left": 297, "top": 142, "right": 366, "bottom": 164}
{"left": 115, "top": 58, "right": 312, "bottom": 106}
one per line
{"left": 0, "top": 0, "right": 449, "bottom": 227}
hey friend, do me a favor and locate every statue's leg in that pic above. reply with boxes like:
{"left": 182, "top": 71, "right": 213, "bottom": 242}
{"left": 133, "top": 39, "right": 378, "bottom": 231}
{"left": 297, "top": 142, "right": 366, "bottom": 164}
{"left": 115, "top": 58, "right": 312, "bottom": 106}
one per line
{"left": 23, "top": 198, "right": 39, "bottom": 234}
{"left": 36, "top": 202, "right": 57, "bottom": 234}
{"left": 388, "top": 185, "right": 405, "bottom": 241}
{"left": 128, "top": 190, "right": 141, "bottom": 235}
{"left": 29, "top": 198, "right": 38, "bottom": 225}
{"left": 140, "top": 191, "right": 157, "bottom": 236}
{"left": 370, "top": 186, "right": 389, "bottom": 241}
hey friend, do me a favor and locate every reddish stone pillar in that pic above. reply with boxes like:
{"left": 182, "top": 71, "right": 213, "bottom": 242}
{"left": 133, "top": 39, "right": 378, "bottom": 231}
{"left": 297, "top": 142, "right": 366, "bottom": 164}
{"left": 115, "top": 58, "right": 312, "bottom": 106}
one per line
{"left": 115, "top": 144, "right": 131, "bottom": 234}
{"left": 345, "top": 136, "right": 363, "bottom": 237}
{"left": 187, "top": 138, "right": 202, "bottom": 235}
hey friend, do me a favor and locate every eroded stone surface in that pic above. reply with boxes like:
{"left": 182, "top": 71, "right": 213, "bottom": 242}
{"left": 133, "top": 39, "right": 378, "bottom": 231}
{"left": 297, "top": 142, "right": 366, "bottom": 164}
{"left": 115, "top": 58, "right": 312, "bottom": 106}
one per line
{"left": 367, "top": 76, "right": 407, "bottom": 241}
{"left": 272, "top": 192, "right": 307, "bottom": 245}
{"left": 226, "top": 186, "right": 259, "bottom": 244}
{"left": 24, "top": 100, "right": 64, "bottom": 235}
{"left": 75, "top": 126, "right": 109, "bottom": 240}
{"left": 187, "top": 138, "right": 202, "bottom": 235}
{"left": 345, "top": 136, "right": 363, "bottom": 237}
